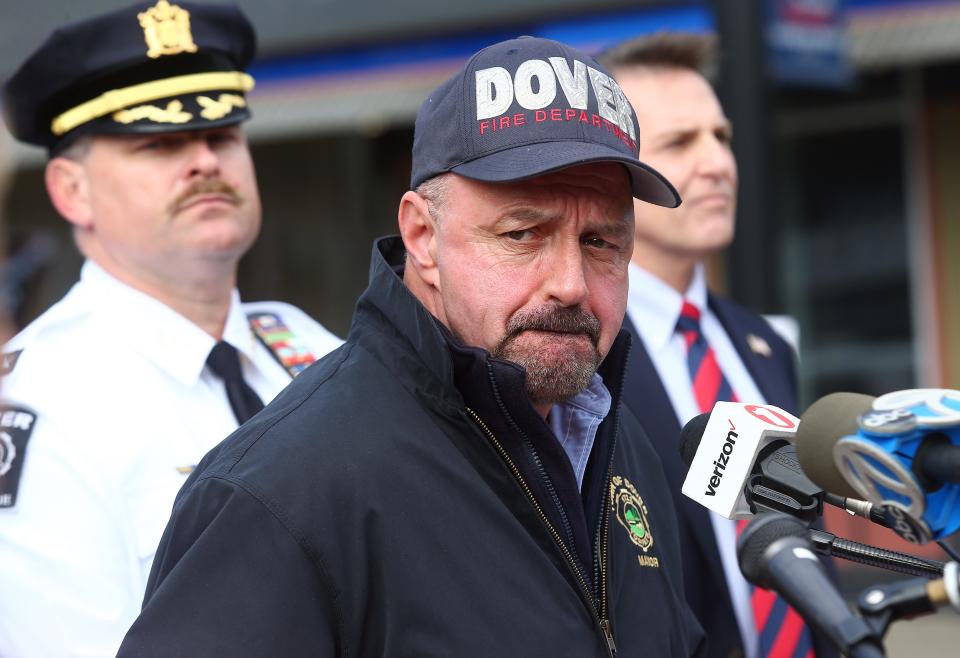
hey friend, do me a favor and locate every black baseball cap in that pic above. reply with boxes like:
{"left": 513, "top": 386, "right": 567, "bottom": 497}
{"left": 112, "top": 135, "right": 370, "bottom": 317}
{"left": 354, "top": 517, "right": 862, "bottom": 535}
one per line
{"left": 410, "top": 36, "right": 680, "bottom": 207}
{"left": 2, "top": 0, "right": 256, "bottom": 153}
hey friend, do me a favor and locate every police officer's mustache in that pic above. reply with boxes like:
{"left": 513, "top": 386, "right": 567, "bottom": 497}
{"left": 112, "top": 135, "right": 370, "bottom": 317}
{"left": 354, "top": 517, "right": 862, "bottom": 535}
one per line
{"left": 170, "top": 179, "right": 242, "bottom": 214}
{"left": 502, "top": 306, "right": 601, "bottom": 347}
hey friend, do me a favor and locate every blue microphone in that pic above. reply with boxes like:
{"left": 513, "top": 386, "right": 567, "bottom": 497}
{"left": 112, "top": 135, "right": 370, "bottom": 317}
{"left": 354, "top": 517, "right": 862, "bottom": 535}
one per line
{"left": 796, "top": 389, "right": 960, "bottom": 544}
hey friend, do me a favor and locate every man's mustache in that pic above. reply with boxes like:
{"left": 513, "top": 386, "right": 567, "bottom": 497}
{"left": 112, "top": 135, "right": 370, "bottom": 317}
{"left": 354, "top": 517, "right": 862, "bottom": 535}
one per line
{"left": 169, "top": 179, "right": 242, "bottom": 214}
{"left": 502, "top": 306, "right": 601, "bottom": 347}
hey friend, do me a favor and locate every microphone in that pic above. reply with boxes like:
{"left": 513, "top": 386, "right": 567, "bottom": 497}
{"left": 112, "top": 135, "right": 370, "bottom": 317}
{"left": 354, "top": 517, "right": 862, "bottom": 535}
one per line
{"left": 679, "top": 396, "right": 924, "bottom": 544}
{"left": 795, "top": 390, "right": 960, "bottom": 543}
{"left": 678, "top": 404, "right": 950, "bottom": 576}
{"left": 737, "top": 513, "right": 884, "bottom": 658}
{"left": 680, "top": 401, "right": 816, "bottom": 520}
{"left": 679, "top": 402, "right": 880, "bottom": 523}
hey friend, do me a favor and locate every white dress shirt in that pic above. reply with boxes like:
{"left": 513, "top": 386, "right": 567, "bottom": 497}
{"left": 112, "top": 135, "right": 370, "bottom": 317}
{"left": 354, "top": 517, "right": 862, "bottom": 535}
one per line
{"left": 0, "top": 261, "right": 342, "bottom": 658}
{"left": 625, "top": 262, "right": 766, "bottom": 658}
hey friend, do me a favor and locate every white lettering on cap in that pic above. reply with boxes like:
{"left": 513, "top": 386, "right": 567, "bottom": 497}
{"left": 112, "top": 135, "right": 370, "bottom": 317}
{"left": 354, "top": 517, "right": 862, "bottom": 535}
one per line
{"left": 588, "top": 67, "right": 631, "bottom": 137}
{"left": 473, "top": 57, "right": 637, "bottom": 144}
{"left": 514, "top": 59, "right": 557, "bottom": 110}
{"left": 476, "top": 67, "right": 514, "bottom": 120}
{"left": 548, "top": 57, "right": 588, "bottom": 110}
{"left": 611, "top": 82, "right": 636, "bottom": 141}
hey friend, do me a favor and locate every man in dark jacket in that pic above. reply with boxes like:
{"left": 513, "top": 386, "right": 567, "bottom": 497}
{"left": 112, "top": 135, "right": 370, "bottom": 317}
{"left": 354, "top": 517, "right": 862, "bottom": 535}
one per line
{"left": 118, "top": 36, "right": 705, "bottom": 657}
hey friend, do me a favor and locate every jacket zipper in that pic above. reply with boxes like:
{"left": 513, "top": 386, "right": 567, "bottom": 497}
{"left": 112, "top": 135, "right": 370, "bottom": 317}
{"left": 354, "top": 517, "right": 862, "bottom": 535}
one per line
{"left": 465, "top": 406, "right": 616, "bottom": 657}
{"left": 596, "top": 463, "right": 616, "bottom": 657}
{"left": 593, "top": 338, "right": 630, "bottom": 657}
{"left": 484, "top": 365, "right": 580, "bottom": 576}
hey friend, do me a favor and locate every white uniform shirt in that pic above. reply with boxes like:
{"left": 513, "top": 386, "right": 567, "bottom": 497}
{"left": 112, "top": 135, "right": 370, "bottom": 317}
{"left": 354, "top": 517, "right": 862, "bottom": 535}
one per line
{"left": 0, "top": 261, "right": 342, "bottom": 658}
{"left": 625, "top": 262, "right": 766, "bottom": 658}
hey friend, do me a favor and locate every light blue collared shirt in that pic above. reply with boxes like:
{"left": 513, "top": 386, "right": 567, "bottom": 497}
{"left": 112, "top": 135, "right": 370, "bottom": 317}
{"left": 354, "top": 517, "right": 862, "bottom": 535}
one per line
{"left": 548, "top": 373, "right": 612, "bottom": 491}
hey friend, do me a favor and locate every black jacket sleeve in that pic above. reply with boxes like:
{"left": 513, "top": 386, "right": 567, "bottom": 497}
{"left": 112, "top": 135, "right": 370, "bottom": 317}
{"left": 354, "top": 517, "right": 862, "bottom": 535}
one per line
{"left": 117, "top": 475, "right": 341, "bottom": 657}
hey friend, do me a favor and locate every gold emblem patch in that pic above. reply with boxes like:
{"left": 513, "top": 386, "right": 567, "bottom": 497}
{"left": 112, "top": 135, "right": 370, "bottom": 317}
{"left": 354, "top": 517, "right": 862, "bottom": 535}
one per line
{"left": 139, "top": 0, "right": 199, "bottom": 59}
{"left": 611, "top": 475, "right": 654, "bottom": 553}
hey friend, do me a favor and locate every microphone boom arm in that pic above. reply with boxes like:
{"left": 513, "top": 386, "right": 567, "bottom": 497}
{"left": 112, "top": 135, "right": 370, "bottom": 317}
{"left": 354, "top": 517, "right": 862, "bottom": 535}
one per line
{"left": 808, "top": 529, "right": 945, "bottom": 578}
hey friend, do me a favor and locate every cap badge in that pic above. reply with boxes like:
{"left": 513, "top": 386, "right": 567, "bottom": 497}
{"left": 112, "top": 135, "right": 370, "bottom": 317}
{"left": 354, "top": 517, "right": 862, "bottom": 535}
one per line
{"left": 138, "top": 0, "right": 199, "bottom": 59}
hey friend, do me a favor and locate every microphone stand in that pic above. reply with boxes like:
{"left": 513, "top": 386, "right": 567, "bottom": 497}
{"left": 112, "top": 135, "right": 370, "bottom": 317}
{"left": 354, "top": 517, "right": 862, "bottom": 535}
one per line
{"left": 747, "top": 483, "right": 948, "bottom": 578}
{"left": 855, "top": 561, "right": 960, "bottom": 649}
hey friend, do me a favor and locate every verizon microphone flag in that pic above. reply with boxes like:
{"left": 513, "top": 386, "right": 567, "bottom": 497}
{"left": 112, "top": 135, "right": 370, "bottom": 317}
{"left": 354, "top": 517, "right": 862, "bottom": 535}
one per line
{"left": 682, "top": 401, "right": 800, "bottom": 519}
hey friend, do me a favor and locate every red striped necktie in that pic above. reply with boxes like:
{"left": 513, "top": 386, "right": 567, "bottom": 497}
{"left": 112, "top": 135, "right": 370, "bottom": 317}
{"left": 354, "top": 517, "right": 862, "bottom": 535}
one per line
{"left": 678, "top": 300, "right": 814, "bottom": 658}
{"left": 676, "top": 300, "right": 735, "bottom": 413}
{"left": 736, "top": 520, "right": 815, "bottom": 658}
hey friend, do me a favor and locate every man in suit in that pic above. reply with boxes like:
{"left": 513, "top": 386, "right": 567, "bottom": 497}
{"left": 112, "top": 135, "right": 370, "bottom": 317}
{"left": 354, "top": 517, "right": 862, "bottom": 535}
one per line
{"left": 601, "top": 33, "right": 832, "bottom": 658}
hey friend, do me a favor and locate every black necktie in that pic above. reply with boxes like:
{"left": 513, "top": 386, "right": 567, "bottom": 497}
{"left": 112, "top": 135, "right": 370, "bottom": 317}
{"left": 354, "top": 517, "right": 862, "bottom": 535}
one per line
{"left": 206, "top": 341, "right": 265, "bottom": 424}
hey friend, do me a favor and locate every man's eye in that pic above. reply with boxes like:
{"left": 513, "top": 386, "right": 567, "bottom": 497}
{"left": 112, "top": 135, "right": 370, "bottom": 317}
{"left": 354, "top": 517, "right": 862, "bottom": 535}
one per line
{"left": 584, "top": 236, "right": 613, "bottom": 249}
{"left": 664, "top": 135, "right": 692, "bottom": 150}
{"left": 139, "top": 137, "right": 177, "bottom": 151}
{"left": 208, "top": 132, "right": 235, "bottom": 146}
{"left": 505, "top": 229, "right": 535, "bottom": 241}
{"left": 715, "top": 129, "right": 733, "bottom": 146}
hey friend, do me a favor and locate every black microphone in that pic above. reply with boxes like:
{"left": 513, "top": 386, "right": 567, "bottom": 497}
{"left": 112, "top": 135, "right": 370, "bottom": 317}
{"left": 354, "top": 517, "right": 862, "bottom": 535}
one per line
{"left": 737, "top": 513, "right": 885, "bottom": 658}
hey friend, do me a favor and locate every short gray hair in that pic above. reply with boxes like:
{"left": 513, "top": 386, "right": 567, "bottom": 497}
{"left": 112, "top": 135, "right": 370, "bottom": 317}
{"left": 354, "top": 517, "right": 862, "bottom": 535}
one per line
{"left": 415, "top": 174, "right": 449, "bottom": 223}
{"left": 55, "top": 135, "right": 94, "bottom": 162}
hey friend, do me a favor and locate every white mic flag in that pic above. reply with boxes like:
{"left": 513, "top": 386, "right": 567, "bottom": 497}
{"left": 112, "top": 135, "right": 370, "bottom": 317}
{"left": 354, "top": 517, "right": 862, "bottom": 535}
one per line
{"left": 681, "top": 402, "right": 800, "bottom": 519}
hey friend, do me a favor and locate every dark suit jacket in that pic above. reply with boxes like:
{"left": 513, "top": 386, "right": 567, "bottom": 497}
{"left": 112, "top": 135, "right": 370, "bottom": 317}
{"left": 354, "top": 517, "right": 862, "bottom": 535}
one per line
{"left": 622, "top": 292, "right": 836, "bottom": 658}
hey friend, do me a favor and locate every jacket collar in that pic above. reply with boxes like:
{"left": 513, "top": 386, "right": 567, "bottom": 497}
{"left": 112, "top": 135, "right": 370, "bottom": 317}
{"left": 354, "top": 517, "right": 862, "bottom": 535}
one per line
{"left": 349, "top": 236, "right": 463, "bottom": 411}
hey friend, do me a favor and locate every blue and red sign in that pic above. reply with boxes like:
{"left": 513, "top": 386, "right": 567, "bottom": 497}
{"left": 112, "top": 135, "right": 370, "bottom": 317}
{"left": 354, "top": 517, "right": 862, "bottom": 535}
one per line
{"left": 766, "top": 0, "right": 852, "bottom": 87}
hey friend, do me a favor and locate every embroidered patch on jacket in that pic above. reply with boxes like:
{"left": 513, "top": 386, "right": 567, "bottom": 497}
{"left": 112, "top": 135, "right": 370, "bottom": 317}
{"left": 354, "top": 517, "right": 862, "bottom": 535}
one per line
{"left": 0, "top": 405, "right": 37, "bottom": 508}
{"left": 247, "top": 312, "right": 316, "bottom": 377}
{"left": 610, "top": 475, "right": 659, "bottom": 568}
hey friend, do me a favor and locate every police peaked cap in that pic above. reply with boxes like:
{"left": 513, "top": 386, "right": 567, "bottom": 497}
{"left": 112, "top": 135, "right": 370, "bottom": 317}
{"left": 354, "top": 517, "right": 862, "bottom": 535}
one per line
{"left": 2, "top": 0, "right": 257, "bottom": 153}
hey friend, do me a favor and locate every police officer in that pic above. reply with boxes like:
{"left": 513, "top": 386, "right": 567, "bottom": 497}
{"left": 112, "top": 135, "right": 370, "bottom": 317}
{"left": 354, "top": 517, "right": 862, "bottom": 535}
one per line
{"left": 0, "top": 3, "right": 340, "bottom": 656}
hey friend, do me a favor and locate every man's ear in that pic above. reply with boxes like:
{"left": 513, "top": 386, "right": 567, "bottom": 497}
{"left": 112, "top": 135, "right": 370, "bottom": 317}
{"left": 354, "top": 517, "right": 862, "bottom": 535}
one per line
{"left": 45, "top": 157, "right": 93, "bottom": 229}
{"left": 397, "top": 190, "right": 440, "bottom": 290}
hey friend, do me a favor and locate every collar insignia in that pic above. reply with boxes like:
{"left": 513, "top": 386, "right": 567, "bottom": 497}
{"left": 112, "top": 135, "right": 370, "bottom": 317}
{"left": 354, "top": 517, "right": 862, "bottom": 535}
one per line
{"left": 611, "top": 476, "right": 658, "bottom": 567}
{"left": 139, "top": 0, "right": 198, "bottom": 59}
{"left": 747, "top": 333, "right": 773, "bottom": 358}
{"left": 1, "top": 350, "right": 22, "bottom": 376}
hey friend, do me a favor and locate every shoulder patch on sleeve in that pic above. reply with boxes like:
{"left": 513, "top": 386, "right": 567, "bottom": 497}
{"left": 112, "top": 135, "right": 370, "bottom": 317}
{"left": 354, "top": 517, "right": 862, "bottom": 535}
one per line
{"left": 247, "top": 311, "right": 317, "bottom": 377}
{"left": 0, "top": 405, "right": 37, "bottom": 508}
{"left": 1, "top": 349, "right": 23, "bottom": 376}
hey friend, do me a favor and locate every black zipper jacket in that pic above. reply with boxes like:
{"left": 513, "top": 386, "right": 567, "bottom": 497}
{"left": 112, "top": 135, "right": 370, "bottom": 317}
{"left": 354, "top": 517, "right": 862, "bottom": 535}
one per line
{"left": 118, "top": 236, "right": 706, "bottom": 658}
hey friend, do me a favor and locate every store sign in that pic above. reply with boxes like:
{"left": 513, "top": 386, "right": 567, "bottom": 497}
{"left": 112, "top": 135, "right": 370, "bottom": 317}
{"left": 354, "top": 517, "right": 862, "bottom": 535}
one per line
{"left": 766, "top": 0, "right": 852, "bottom": 87}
